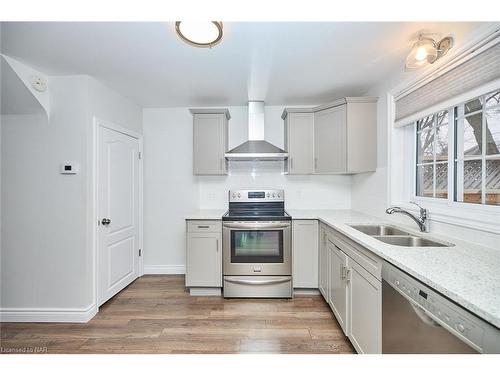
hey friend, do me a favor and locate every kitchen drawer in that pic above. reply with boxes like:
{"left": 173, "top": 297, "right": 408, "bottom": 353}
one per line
{"left": 329, "top": 229, "right": 383, "bottom": 281}
{"left": 187, "top": 220, "right": 222, "bottom": 233}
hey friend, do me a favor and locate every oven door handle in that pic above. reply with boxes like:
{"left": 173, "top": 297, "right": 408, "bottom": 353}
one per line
{"left": 223, "top": 223, "right": 290, "bottom": 230}
{"left": 224, "top": 276, "right": 292, "bottom": 286}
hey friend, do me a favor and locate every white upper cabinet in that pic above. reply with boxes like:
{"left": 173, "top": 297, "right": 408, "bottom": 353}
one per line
{"left": 282, "top": 97, "right": 377, "bottom": 175}
{"left": 292, "top": 220, "right": 318, "bottom": 288}
{"left": 283, "top": 112, "right": 314, "bottom": 174}
{"left": 190, "top": 108, "right": 230, "bottom": 175}
{"left": 314, "top": 105, "right": 347, "bottom": 173}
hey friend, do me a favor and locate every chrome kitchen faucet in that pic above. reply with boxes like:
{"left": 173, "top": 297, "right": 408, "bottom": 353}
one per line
{"left": 385, "top": 201, "right": 428, "bottom": 232}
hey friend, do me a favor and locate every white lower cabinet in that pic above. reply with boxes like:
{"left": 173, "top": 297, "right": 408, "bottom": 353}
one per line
{"left": 318, "top": 224, "right": 329, "bottom": 298}
{"left": 320, "top": 225, "right": 382, "bottom": 354}
{"left": 348, "top": 259, "right": 382, "bottom": 354}
{"left": 327, "top": 240, "right": 349, "bottom": 334}
{"left": 186, "top": 220, "right": 222, "bottom": 288}
{"left": 292, "top": 220, "right": 319, "bottom": 288}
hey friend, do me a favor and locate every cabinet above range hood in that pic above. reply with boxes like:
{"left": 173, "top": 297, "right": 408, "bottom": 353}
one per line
{"left": 225, "top": 101, "right": 288, "bottom": 161}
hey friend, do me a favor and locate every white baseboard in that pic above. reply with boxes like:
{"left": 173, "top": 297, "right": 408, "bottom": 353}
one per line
{"left": 143, "top": 264, "right": 186, "bottom": 275}
{"left": 0, "top": 304, "right": 97, "bottom": 323}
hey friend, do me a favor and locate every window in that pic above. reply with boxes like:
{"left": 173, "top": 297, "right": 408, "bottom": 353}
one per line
{"left": 415, "top": 110, "right": 450, "bottom": 199}
{"left": 455, "top": 91, "right": 500, "bottom": 206}
{"left": 415, "top": 88, "right": 500, "bottom": 206}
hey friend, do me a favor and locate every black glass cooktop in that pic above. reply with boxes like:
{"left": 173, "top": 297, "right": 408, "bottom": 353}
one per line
{"left": 222, "top": 210, "right": 291, "bottom": 222}
{"left": 223, "top": 200, "right": 291, "bottom": 221}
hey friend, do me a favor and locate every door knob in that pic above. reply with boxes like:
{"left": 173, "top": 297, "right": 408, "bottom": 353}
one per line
{"left": 101, "top": 218, "right": 111, "bottom": 225}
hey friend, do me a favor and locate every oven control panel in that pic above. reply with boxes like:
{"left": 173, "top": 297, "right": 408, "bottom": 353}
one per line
{"left": 229, "top": 189, "right": 284, "bottom": 202}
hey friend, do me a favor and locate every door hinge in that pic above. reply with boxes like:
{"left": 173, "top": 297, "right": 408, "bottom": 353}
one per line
{"left": 139, "top": 249, "right": 142, "bottom": 257}
{"left": 138, "top": 152, "right": 142, "bottom": 159}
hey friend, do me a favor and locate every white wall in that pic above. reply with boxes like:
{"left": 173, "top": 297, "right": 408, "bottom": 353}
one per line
{"left": 1, "top": 76, "right": 91, "bottom": 314}
{"left": 143, "top": 105, "right": 352, "bottom": 272}
{"left": 1, "top": 73, "right": 142, "bottom": 321}
{"left": 143, "top": 108, "right": 199, "bottom": 272}
{"left": 87, "top": 77, "right": 142, "bottom": 134}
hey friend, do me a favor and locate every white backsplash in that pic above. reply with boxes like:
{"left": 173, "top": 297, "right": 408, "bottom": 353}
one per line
{"left": 199, "top": 160, "right": 352, "bottom": 210}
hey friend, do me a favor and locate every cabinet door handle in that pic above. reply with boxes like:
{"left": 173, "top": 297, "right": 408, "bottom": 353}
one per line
{"left": 290, "top": 158, "right": 293, "bottom": 171}
{"left": 216, "top": 239, "right": 219, "bottom": 251}
{"left": 197, "top": 225, "right": 210, "bottom": 229}
{"left": 314, "top": 157, "right": 318, "bottom": 171}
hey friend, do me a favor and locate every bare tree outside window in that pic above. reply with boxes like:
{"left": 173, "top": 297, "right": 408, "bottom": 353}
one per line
{"left": 455, "top": 90, "right": 500, "bottom": 206}
{"left": 416, "top": 110, "right": 449, "bottom": 199}
{"left": 415, "top": 89, "right": 500, "bottom": 206}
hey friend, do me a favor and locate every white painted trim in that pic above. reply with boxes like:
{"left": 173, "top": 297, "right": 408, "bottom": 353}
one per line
{"left": 386, "top": 92, "right": 395, "bottom": 209}
{"left": 144, "top": 265, "right": 186, "bottom": 274}
{"left": 0, "top": 304, "right": 97, "bottom": 323}
{"left": 138, "top": 137, "right": 144, "bottom": 276}
{"left": 98, "top": 119, "right": 142, "bottom": 140}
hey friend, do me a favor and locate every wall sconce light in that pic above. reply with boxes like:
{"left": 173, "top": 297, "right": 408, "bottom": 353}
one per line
{"left": 405, "top": 34, "right": 453, "bottom": 70}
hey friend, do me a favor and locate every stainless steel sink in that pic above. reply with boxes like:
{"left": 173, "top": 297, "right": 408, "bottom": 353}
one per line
{"left": 349, "top": 224, "right": 410, "bottom": 236}
{"left": 348, "top": 224, "right": 454, "bottom": 247}
{"left": 372, "top": 235, "right": 452, "bottom": 247}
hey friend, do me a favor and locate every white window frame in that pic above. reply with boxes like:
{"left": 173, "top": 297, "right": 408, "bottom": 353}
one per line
{"left": 389, "top": 82, "right": 500, "bottom": 235}
{"left": 454, "top": 92, "right": 500, "bottom": 206}
{"left": 412, "top": 89, "right": 500, "bottom": 213}
{"left": 414, "top": 109, "right": 453, "bottom": 201}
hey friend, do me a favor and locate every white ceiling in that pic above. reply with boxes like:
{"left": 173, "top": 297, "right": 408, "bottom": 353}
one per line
{"left": 0, "top": 22, "right": 489, "bottom": 107}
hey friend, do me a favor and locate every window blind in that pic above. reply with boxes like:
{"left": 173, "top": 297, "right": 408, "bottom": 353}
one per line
{"left": 395, "top": 41, "right": 500, "bottom": 126}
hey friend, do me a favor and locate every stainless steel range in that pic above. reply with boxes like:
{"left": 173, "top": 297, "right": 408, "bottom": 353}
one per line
{"left": 222, "top": 189, "right": 292, "bottom": 298}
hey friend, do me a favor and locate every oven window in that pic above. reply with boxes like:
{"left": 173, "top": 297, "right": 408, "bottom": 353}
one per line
{"left": 231, "top": 230, "right": 283, "bottom": 263}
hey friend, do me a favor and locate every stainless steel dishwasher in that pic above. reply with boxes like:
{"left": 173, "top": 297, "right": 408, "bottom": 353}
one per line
{"left": 382, "top": 261, "right": 500, "bottom": 354}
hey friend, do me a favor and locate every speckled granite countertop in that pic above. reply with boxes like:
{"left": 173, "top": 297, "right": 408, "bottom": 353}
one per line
{"left": 288, "top": 209, "right": 500, "bottom": 329}
{"left": 185, "top": 209, "right": 226, "bottom": 220}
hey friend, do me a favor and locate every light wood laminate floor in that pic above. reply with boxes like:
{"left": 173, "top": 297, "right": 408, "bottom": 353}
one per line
{"left": 0, "top": 275, "right": 354, "bottom": 354}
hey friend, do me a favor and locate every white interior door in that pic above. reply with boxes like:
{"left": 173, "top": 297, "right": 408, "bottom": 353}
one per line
{"left": 98, "top": 125, "right": 140, "bottom": 306}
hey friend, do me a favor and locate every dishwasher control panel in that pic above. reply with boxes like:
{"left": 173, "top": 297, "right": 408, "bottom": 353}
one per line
{"left": 383, "top": 262, "right": 500, "bottom": 353}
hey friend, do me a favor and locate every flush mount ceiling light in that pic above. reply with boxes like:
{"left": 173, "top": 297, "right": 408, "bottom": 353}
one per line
{"left": 405, "top": 34, "right": 453, "bottom": 70}
{"left": 175, "top": 21, "right": 223, "bottom": 48}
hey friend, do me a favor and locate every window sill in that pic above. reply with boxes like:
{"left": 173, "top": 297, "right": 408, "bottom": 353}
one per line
{"left": 408, "top": 197, "right": 500, "bottom": 235}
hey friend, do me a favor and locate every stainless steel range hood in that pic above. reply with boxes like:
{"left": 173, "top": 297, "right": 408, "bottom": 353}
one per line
{"left": 225, "top": 101, "right": 288, "bottom": 161}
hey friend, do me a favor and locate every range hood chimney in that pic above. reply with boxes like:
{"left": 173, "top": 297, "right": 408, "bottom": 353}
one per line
{"left": 225, "top": 101, "right": 288, "bottom": 161}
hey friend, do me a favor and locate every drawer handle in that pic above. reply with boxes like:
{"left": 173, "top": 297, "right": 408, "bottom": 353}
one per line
{"left": 197, "top": 225, "right": 210, "bottom": 229}
{"left": 225, "top": 276, "right": 291, "bottom": 286}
